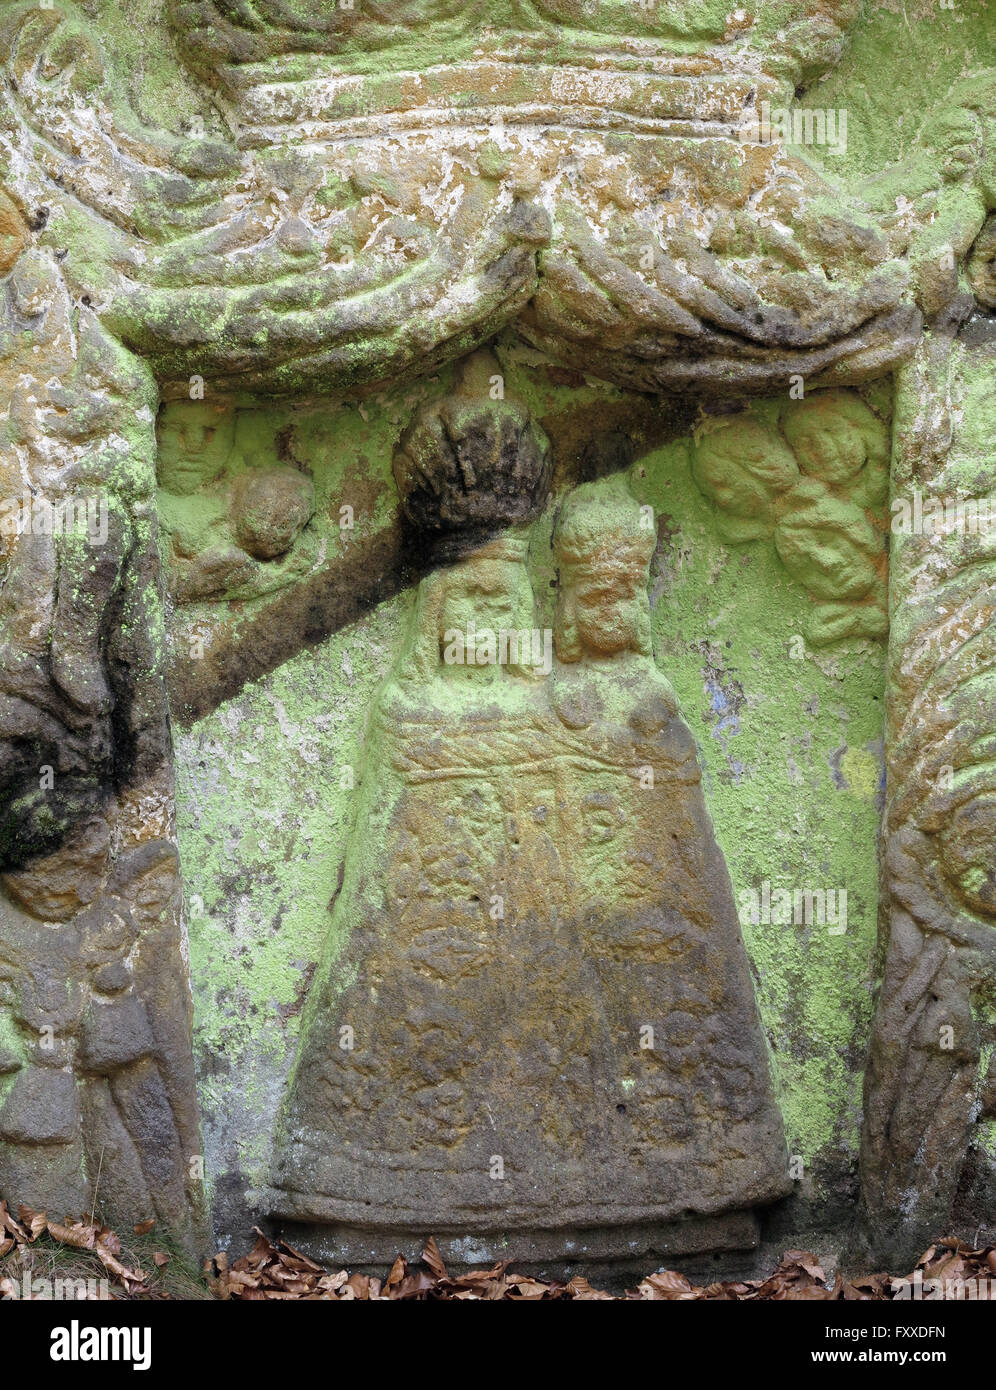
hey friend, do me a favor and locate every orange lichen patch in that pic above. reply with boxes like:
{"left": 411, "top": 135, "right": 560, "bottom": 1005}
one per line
{"left": 0, "top": 191, "right": 28, "bottom": 276}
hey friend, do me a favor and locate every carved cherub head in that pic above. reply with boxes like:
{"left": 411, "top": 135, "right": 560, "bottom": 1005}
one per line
{"left": 690, "top": 415, "right": 800, "bottom": 520}
{"left": 554, "top": 479, "right": 654, "bottom": 663}
{"left": 781, "top": 391, "right": 888, "bottom": 492}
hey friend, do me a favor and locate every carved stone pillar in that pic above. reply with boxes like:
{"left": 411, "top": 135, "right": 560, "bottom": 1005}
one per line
{"left": 861, "top": 312, "right": 996, "bottom": 1257}
{"left": 0, "top": 250, "right": 206, "bottom": 1251}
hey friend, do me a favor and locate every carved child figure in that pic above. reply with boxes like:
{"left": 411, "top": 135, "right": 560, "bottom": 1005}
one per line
{"left": 549, "top": 478, "right": 789, "bottom": 1221}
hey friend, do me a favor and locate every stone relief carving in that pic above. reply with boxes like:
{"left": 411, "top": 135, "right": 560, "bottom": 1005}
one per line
{"left": 0, "top": 0, "right": 919, "bottom": 404}
{"left": 857, "top": 73, "right": 996, "bottom": 322}
{"left": 267, "top": 400, "right": 787, "bottom": 1264}
{"left": 0, "top": 245, "right": 206, "bottom": 1247}
{"left": 157, "top": 402, "right": 318, "bottom": 605}
{"left": 0, "top": 822, "right": 204, "bottom": 1247}
{"left": 0, "top": 0, "right": 993, "bottom": 1265}
{"left": 689, "top": 389, "right": 889, "bottom": 646}
{"left": 861, "top": 324, "right": 996, "bottom": 1257}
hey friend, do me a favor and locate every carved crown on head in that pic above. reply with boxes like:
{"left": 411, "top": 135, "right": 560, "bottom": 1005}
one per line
{"left": 554, "top": 475, "right": 655, "bottom": 581}
{"left": 393, "top": 349, "right": 552, "bottom": 565}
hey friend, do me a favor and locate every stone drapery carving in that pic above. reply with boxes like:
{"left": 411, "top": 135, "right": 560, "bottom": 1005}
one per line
{"left": 0, "top": 1, "right": 918, "bottom": 401}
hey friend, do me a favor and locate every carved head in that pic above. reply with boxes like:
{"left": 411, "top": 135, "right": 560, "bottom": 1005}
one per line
{"left": 690, "top": 416, "right": 799, "bottom": 517}
{"left": 917, "top": 103, "right": 985, "bottom": 184}
{"left": 938, "top": 794, "right": 996, "bottom": 919}
{"left": 403, "top": 533, "right": 539, "bottom": 683}
{"left": 781, "top": 391, "right": 888, "bottom": 491}
{"left": 554, "top": 479, "right": 654, "bottom": 662}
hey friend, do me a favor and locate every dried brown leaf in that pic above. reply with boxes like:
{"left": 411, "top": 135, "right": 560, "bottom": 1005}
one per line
{"left": 46, "top": 1220, "right": 95, "bottom": 1250}
{"left": 783, "top": 1250, "right": 826, "bottom": 1282}
{"left": 384, "top": 1254, "right": 407, "bottom": 1293}
{"left": 638, "top": 1269, "right": 699, "bottom": 1300}
{"left": 18, "top": 1207, "right": 47, "bottom": 1240}
{"left": 420, "top": 1236, "right": 446, "bottom": 1279}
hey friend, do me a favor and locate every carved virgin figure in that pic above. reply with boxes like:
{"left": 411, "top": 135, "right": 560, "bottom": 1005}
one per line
{"left": 268, "top": 454, "right": 787, "bottom": 1264}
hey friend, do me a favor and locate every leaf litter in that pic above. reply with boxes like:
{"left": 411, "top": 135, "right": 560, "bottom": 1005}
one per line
{"left": 2, "top": 1199, "right": 994, "bottom": 1301}
{"left": 204, "top": 1231, "right": 996, "bottom": 1302}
